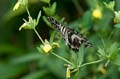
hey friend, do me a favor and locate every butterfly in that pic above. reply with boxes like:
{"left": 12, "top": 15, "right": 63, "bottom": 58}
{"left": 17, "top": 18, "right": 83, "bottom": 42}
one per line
{"left": 47, "top": 17, "right": 92, "bottom": 52}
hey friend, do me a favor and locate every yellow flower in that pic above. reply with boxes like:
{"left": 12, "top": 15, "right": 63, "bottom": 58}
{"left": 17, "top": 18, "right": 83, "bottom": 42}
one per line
{"left": 42, "top": 44, "right": 52, "bottom": 53}
{"left": 41, "top": 39, "right": 52, "bottom": 54}
{"left": 98, "top": 64, "right": 107, "bottom": 75}
{"left": 92, "top": 9, "right": 102, "bottom": 19}
{"left": 66, "top": 65, "right": 71, "bottom": 78}
{"left": 13, "top": 1, "right": 20, "bottom": 11}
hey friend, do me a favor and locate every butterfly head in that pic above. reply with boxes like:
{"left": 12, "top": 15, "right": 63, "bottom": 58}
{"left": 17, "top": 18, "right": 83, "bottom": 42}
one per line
{"left": 47, "top": 17, "right": 54, "bottom": 22}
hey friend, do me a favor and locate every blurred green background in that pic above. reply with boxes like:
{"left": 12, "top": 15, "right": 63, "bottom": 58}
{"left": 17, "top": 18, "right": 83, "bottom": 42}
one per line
{"left": 0, "top": 0, "right": 120, "bottom": 79}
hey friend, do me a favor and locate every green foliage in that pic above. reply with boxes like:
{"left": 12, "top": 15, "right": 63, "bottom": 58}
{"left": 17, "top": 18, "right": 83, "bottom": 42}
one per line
{"left": 1, "top": 0, "right": 120, "bottom": 79}
{"left": 97, "top": 41, "right": 119, "bottom": 66}
{"left": 19, "top": 10, "right": 41, "bottom": 30}
{"left": 21, "top": 70, "right": 49, "bottom": 79}
{"left": 114, "top": 23, "right": 120, "bottom": 28}
{"left": 43, "top": 2, "right": 56, "bottom": 16}
{"left": 104, "top": 1, "right": 115, "bottom": 11}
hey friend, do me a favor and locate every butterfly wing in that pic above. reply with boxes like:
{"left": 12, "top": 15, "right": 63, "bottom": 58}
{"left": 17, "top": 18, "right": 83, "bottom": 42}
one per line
{"left": 47, "top": 17, "right": 92, "bottom": 52}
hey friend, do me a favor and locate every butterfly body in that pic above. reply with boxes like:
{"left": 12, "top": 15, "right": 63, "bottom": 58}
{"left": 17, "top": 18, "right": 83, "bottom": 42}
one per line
{"left": 47, "top": 17, "right": 92, "bottom": 52}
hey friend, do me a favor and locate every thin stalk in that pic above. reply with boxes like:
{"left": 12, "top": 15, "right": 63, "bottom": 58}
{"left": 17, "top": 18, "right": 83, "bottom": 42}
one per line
{"left": 80, "top": 59, "right": 103, "bottom": 67}
{"left": 105, "top": 59, "right": 110, "bottom": 67}
{"left": 71, "top": 59, "right": 103, "bottom": 73}
{"left": 33, "top": 28, "right": 44, "bottom": 44}
{"left": 26, "top": 6, "right": 30, "bottom": 17}
{"left": 51, "top": 52, "right": 74, "bottom": 66}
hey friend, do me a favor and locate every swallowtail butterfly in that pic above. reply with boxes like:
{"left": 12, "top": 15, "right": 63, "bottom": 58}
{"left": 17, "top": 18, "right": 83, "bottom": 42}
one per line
{"left": 47, "top": 17, "right": 92, "bottom": 52}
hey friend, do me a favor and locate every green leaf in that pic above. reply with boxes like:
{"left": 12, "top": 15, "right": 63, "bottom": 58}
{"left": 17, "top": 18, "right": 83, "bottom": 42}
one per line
{"left": 77, "top": 45, "right": 84, "bottom": 66}
{"left": 114, "top": 23, "right": 120, "bottom": 28}
{"left": 37, "top": 10, "right": 41, "bottom": 25}
{"left": 0, "top": 63, "right": 25, "bottom": 79}
{"left": 82, "top": 11, "right": 92, "bottom": 29}
{"left": 42, "top": 16, "right": 53, "bottom": 28}
{"left": 51, "top": 2, "right": 56, "bottom": 15}
{"left": 21, "top": 70, "right": 49, "bottom": 79}
{"left": 71, "top": 70, "right": 81, "bottom": 79}
{"left": 10, "top": 53, "right": 41, "bottom": 64}
{"left": 108, "top": 43, "right": 119, "bottom": 60}
{"left": 43, "top": 2, "right": 56, "bottom": 16}
{"left": 108, "top": 43, "right": 118, "bottom": 55}
{"left": 40, "top": 0, "right": 50, "bottom": 4}
{"left": 104, "top": 1, "right": 115, "bottom": 11}
{"left": 113, "top": 54, "right": 120, "bottom": 66}
{"left": 49, "top": 31, "right": 56, "bottom": 43}
{"left": 97, "top": 47, "right": 106, "bottom": 58}
{"left": 43, "top": 7, "right": 51, "bottom": 16}
{"left": 37, "top": 46, "right": 45, "bottom": 54}
{"left": 70, "top": 52, "right": 77, "bottom": 66}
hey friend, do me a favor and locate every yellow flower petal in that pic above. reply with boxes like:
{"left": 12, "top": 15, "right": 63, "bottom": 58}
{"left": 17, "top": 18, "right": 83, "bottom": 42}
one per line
{"left": 41, "top": 40, "right": 52, "bottom": 54}
{"left": 92, "top": 9, "right": 102, "bottom": 19}
{"left": 42, "top": 44, "right": 52, "bottom": 53}
{"left": 66, "top": 67, "right": 70, "bottom": 78}
{"left": 98, "top": 64, "right": 107, "bottom": 75}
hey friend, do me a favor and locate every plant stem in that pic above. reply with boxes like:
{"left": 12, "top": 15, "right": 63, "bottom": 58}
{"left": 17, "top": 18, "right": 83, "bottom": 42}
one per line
{"left": 26, "top": 7, "right": 44, "bottom": 44}
{"left": 26, "top": 6, "right": 30, "bottom": 17}
{"left": 51, "top": 52, "right": 74, "bottom": 66}
{"left": 105, "top": 59, "right": 110, "bottom": 67}
{"left": 80, "top": 59, "right": 103, "bottom": 67}
{"left": 71, "top": 59, "right": 103, "bottom": 73}
{"left": 33, "top": 28, "right": 44, "bottom": 44}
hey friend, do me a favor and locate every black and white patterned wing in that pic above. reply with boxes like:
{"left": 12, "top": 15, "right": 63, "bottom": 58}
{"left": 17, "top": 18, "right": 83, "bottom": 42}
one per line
{"left": 47, "top": 17, "right": 92, "bottom": 52}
